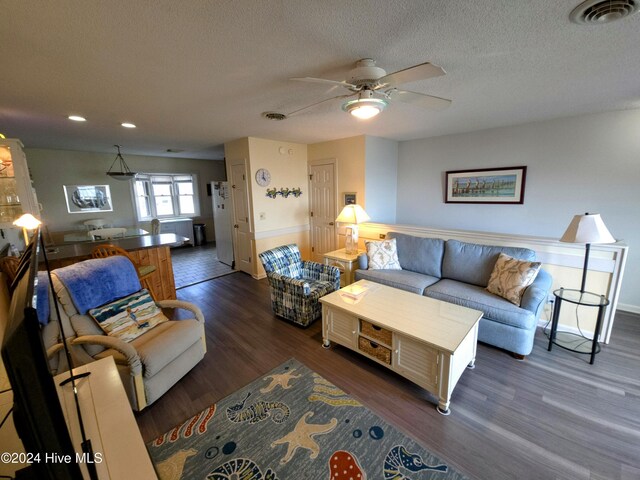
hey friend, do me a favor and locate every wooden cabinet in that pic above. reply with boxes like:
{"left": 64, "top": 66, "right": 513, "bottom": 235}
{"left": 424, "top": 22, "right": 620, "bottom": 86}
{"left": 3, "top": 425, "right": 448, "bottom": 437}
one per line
{"left": 322, "top": 306, "right": 358, "bottom": 348}
{"left": 0, "top": 139, "right": 40, "bottom": 228}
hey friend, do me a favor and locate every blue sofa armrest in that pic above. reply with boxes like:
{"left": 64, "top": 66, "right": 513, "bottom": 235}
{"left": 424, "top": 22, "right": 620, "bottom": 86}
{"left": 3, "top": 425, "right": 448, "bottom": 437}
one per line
{"left": 358, "top": 254, "right": 368, "bottom": 270}
{"left": 520, "top": 269, "right": 553, "bottom": 319}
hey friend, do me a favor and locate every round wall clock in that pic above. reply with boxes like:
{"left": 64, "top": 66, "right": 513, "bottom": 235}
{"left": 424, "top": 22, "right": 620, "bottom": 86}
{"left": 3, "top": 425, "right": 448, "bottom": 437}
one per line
{"left": 255, "top": 168, "right": 271, "bottom": 187}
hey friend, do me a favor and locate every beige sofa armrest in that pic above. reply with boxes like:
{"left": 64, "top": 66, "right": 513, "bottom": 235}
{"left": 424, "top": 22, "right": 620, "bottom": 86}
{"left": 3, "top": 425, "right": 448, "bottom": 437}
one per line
{"left": 72, "top": 335, "right": 142, "bottom": 376}
{"left": 46, "top": 343, "right": 65, "bottom": 359}
{"left": 156, "top": 299, "right": 205, "bottom": 324}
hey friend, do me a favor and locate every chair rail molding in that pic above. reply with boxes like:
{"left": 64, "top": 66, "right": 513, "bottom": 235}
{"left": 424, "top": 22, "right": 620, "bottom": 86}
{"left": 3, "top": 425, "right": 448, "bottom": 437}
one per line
{"left": 359, "top": 223, "right": 629, "bottom": 344}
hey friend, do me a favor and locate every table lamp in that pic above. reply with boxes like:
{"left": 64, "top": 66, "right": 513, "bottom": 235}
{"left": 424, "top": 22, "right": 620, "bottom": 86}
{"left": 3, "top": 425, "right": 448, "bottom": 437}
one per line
{"left": 13, "top": 213, "right": 42, "bottom": 246}
{"left": 336, "top": 204, "right": 370, "bottom": 254}
{"left": 559, "top": 212, "right": 615, "bottom": 293}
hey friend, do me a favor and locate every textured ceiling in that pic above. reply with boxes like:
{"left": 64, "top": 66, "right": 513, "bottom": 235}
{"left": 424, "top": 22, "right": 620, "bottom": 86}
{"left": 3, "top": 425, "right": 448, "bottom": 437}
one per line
{"left": 1, "top": 0, "right": 639, "bottom": 160}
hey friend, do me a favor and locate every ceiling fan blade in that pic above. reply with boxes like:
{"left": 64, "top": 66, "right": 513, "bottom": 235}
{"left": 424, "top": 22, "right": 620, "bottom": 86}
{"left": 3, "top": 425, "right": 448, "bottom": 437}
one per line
{"left": 387, "top": 89, "right": 452, "bottom": 110}
{"left": 376, "top": 62, "right": 445, "bottom": 89}
{"left": 290, "top": 77, "right": 358, "bottom": 90}
{"left": 287, "top": 93, "right": 356, "bottom": 116}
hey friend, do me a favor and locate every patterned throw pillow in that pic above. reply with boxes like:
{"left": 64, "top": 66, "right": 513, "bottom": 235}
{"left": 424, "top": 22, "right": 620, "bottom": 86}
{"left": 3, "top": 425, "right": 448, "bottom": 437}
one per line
{"left": 365, "top": 238, "right": 402, "bottom": 270}
{"left": 88, "top": 289, "right": 168, "bottom": 342}
{"left": 486, "top": 253, "right": 541, "bottom": 306}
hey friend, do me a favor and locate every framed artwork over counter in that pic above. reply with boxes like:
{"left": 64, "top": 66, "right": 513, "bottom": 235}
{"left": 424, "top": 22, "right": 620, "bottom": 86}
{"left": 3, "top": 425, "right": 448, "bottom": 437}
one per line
{"left": 63, "top": 185, "right": 113, "bottom": 213}
{"left": 445, "top": 166, "right": 527, "bottom": 204}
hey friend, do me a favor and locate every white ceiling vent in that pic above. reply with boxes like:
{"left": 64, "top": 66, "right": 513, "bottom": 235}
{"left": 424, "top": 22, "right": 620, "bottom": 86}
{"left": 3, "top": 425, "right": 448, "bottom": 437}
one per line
{"left": 570, "top": 0, "right": 639, "bottom": 24}
{"left": 262, "top": 111, "right": 288, "bottom": 121}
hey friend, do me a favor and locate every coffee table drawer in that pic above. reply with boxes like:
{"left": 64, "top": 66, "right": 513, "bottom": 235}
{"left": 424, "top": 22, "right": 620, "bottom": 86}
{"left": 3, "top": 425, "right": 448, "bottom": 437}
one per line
{"left": 358, "top": 336, "right": 392, "bottom": 365}
{"left": 360, "top": 319, "right": 393, "bottom": 346}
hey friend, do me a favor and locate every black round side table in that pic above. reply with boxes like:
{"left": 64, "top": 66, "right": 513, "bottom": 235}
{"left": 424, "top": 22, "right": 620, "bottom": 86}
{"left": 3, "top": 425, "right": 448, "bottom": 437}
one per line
{"left": 547, "top": 288, "right": 609, "bottom": 364}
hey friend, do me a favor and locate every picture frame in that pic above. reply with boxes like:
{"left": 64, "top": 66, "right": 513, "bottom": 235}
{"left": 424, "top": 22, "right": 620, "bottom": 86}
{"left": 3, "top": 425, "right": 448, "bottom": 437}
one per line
{"left": 445, "top": 166, "right": 527, "bottom": 204}
{"left": 63, "top": 184, "right": 113, "bottom": 213}
{"left": 343, "top": 192, "right": 357, "bottom": 206}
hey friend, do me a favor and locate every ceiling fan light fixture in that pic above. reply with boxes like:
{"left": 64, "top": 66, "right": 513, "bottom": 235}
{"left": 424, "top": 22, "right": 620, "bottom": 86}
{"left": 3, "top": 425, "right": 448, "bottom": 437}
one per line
{"left": 342, "top": 97, "right": 387, "bottom": 119}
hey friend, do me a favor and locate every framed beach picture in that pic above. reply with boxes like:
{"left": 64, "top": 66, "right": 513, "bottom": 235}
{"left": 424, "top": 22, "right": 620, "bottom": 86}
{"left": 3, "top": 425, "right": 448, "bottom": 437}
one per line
{"left": 445, "top": 166, "right": 527, "bottom": 204}
{"left": 63, "top": 184, "right": 113, "bottom": 213}
{"left": 343, "top": 192, "right": 357, "bottom": 205}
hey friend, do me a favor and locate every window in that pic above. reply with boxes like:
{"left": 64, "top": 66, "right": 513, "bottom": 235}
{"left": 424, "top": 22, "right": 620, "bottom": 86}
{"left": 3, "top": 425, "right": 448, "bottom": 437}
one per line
{"left": 132, "top": 173, "right": 199, "bottom": 220}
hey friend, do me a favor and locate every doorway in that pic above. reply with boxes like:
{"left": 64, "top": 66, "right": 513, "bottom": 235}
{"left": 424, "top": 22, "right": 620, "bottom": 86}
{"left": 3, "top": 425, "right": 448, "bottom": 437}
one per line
{"left": 309, "top": 160, "right": 337, "bottom": 263}
{"left": 171, "top": 244, "right": 234, "bottom": 289}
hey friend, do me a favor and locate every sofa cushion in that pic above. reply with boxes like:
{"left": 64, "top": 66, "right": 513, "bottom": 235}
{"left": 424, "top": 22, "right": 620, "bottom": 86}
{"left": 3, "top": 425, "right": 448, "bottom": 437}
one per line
{"left": 442, "top": 239, "right": 536, "bottom": 287}
{"left": 486, "top": 253, "right": 541, "bottom": 306}
{"left": 425, "top": 279, "right": 536, "bottom": 330}
{"left": 387, "top": 232, "right": 445, "bottom": 278}
{"left": 355, "top": 269, "right": 439, "bottom": 295}
{"left": 96, "top": 319, "right": 203, "bottom": 378}
{"left": 365, "top": 238, "right": 402, "bottom": 270}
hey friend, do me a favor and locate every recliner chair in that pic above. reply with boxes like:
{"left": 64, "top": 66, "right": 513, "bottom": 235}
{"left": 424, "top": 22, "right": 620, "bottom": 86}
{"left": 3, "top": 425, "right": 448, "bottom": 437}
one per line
{"left": 49, "top": 256, "right": 206, "bottom": 411}
{"left": 258, "top": 244, "right": 340, "bottom": 327}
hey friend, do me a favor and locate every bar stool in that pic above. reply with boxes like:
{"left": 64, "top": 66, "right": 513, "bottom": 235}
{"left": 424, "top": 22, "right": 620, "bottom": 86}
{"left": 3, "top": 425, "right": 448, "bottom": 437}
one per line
{"left": 91, "top": 244, "right": 159, "bottom": 301}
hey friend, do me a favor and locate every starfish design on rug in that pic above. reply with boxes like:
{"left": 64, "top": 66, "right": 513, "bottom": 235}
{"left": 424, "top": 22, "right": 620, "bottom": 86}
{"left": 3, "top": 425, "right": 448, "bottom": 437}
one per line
{"left": 260, "top": 368, "right": 302, "bottom": 393}
{"left": 271, "top": 411, "right": 338, "bottom": 464}
{"left": 156, "top": 448, "right": 197, "bottom": 480}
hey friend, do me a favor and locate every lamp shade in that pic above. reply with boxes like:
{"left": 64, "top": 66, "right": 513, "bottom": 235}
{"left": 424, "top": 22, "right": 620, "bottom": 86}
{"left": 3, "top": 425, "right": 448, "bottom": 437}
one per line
{"left": 13, "top": 213, "right": 42, "bottom": 230}
{"left": 560, "top": 213, "right": 615, "bottom": 244}
{"left": 336, "top": 204, "right": 370, "bottom": 224}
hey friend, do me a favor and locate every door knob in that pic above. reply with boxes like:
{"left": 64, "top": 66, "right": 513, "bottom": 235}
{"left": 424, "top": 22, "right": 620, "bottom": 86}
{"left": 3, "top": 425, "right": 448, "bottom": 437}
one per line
{"left": 329, "top": 222, "right": 334, "bottom": 226}
{"left": 233, "top": 224, "right": 239, "bottom": 228}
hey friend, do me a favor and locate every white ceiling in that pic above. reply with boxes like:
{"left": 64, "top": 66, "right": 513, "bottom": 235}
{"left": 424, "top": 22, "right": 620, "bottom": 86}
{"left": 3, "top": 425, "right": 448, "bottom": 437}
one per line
{"left": 1, "top": 1, "right": 639, "bottom": 160}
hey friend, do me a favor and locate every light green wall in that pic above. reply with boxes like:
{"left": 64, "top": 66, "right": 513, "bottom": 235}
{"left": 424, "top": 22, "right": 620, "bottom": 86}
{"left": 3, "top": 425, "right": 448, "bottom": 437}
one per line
{"left": 25, "top": 148, "right": 226, "bottom": 239}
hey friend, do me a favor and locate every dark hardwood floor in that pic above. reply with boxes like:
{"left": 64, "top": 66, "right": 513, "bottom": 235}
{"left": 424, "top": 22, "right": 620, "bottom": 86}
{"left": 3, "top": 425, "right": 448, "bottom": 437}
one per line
{"left": 136, "top": 272, "right": 640, "bottom": 480}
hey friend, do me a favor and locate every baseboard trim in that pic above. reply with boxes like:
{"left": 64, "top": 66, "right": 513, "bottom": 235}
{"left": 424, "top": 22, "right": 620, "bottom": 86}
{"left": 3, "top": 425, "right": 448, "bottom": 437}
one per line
{"left": 616, "top": 303, "right": 640, "bottom": 315}
{"left": 537, "top": 318, "right": 595, "bottom": 338}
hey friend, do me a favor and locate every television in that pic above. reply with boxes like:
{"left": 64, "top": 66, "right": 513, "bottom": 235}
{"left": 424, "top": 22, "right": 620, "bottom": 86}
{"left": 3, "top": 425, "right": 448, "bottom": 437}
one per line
{"left": 1, "top": 231, "right": 83, "bottom": 479}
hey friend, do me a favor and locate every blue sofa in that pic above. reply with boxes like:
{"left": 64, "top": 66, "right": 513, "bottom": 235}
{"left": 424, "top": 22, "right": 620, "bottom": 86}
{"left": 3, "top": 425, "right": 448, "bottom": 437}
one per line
{"left": 355, "top": 232, "right": 553, "bottom": 357}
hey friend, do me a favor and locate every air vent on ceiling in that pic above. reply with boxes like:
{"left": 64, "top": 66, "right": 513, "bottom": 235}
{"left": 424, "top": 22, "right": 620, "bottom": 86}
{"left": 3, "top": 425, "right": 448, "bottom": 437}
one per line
{"left": 570, "top": 0, "right": 639, "bottom": 24}
{"left": 262, "top": 111, "right": 288, "bottom": 121}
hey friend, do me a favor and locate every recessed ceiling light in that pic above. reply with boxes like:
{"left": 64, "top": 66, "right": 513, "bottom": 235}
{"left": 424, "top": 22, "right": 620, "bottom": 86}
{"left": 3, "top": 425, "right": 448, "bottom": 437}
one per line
{"left": 68, "top": 115, "right": 86, "bottom": 122}
{"left": 121, "top": 122, "right": 136, "bottom": 128}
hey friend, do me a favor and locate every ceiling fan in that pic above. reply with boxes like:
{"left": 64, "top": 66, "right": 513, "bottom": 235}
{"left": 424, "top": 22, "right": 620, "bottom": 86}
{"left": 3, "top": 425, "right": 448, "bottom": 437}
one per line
{"left": 268, "top": 58, "right": 451, "bottom": 120}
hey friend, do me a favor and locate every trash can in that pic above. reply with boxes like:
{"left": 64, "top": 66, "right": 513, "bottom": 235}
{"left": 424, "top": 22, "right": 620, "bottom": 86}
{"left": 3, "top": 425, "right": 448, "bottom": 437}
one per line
{"left": 193, "top": 223, "right": 207, "bottom": 246}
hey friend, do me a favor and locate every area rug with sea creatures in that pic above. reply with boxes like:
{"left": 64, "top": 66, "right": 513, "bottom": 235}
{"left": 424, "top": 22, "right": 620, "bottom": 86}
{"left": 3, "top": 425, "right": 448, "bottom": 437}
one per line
{"left": 147, "top": 358, "right": 470, "bottom": 480}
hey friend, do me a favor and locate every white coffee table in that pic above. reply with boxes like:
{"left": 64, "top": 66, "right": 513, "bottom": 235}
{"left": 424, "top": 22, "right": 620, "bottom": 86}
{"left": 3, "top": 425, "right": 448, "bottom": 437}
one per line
{"left": 320, "top": 280, "right": 483, "bottom": 415}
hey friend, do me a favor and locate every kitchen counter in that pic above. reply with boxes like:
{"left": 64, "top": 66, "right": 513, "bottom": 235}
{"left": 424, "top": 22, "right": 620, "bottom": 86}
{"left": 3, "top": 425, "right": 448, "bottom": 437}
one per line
{"left": 42, "top": 234, "right": 188, "bottom": 300}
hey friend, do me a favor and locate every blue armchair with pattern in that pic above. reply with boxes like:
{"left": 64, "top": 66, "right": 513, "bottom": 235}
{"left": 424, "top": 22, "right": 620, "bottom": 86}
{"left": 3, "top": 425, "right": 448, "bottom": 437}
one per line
{"left": 258, "top": 244, "right": 341, "bottom": 327}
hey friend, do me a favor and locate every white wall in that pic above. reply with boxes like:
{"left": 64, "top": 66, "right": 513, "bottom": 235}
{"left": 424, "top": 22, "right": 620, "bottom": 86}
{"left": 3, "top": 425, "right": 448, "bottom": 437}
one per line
{"left": 365, "top": 136, "right": 398, "bottom": 223}
{"left": 247, "top": 138, "right": 309, "bottom": 233}
{"left": 26, "top": 148, "right": 226, "bottom": 240}
{"left": 396, "top": 109, "right": 640, "bottom": 309}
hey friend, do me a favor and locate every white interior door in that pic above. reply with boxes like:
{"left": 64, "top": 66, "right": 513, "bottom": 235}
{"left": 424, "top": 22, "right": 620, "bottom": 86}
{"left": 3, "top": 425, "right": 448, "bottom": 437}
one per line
{"left": 309, "top": 162, "right": 336, "bottom": 262}
{"left": 229, "top": 160, "right": 253, "bottom": 274}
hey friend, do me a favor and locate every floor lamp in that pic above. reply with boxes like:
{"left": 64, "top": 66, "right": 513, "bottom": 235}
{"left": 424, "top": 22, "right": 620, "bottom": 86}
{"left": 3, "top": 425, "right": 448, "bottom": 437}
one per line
{"left": 559, "top": 213, "right": 616, "bottom": 293}
{"left": 336, "top": 204, "right": 370, "bottom": 254}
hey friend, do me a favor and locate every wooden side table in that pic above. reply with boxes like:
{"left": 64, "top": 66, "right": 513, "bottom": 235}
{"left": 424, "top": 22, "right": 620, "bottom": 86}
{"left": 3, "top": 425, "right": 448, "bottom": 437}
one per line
{"left": 323, "top": 248, "right": 364, "bottom": 287}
